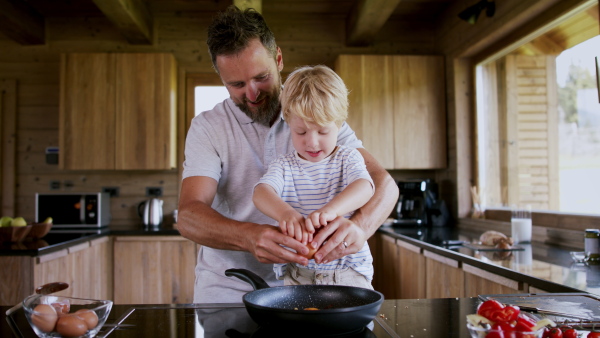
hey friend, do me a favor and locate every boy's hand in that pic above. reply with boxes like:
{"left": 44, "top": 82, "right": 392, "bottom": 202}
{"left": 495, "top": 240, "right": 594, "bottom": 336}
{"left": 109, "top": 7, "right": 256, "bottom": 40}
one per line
{"left": 305, "top": 209, "right": 337, "bottom": 232}
{"left": 279, "top": 210, "right": 311, "bottom": 244}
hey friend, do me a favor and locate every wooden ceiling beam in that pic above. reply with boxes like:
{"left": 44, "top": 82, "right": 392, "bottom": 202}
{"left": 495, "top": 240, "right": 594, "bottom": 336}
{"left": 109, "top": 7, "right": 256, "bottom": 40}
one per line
{"left": 92, "top": 0, "right": 153, "bottom": 45}
{"left": 346, "top": 0, "right": 402, "bottom": 46}
{"left": 0, "top": 0, "right": 45, "bottom": 45}
{"left": 525, "top": 34, "right": 565, "bottom": 55}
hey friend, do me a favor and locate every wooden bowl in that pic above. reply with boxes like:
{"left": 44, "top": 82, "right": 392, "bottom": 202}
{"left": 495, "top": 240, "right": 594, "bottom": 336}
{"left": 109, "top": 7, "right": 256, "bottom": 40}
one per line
{"left": 27, "top": 222, "right": 52, "bottom": 239}
{"left": 0, "top": 225, "right": 32, "bottom": 242}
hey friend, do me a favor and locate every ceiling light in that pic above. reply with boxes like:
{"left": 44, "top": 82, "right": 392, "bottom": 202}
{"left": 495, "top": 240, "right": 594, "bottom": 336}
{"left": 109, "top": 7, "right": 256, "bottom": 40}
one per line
{"left": 458, "top": 0, "right": 496, "bottom": 25}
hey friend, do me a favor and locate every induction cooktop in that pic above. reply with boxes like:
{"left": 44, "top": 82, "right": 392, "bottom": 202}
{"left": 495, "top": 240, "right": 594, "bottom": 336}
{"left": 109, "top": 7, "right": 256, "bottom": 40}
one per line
{"left": 102, "top": 304, "right": 396, "bottom": 338}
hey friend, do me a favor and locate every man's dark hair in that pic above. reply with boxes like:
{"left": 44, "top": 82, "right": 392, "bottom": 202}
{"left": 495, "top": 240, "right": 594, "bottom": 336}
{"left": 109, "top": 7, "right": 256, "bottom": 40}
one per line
{"left": 207, "top": 5, "right": 278, "bottom": 72}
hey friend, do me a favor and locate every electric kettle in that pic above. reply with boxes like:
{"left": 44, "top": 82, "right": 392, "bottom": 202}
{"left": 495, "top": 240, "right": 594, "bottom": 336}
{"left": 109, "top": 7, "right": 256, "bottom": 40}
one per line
{"left": 138, "top": 198, "right": 163, "bottom": 229}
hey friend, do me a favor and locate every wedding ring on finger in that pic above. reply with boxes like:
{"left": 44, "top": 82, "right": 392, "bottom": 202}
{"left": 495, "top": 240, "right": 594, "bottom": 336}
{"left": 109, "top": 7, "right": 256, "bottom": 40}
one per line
{"left": 342, "top": 241, "right": 349, "bottom": 249}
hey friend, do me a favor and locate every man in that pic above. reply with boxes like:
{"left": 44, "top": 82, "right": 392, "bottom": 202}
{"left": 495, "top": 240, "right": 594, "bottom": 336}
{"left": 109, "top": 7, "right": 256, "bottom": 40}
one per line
{"left": 177, "top": 5, "right": 398, "bottom": 303}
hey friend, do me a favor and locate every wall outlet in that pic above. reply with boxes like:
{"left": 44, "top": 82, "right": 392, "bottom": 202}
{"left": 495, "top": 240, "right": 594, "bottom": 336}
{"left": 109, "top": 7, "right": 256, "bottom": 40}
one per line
{"left": 102, "top": 187, "right": 120, "bottom": 197}
{"left": 146, "top": 187, "right": 163, "bottom": 197}
{"left": 49, "top": 180, "right": 60, "bottom": 190}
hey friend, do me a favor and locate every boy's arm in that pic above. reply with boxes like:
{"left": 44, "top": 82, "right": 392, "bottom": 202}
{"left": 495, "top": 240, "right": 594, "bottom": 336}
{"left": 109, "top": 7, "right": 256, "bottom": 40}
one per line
{"left": 253, "top": 183, "right": 308, "bottom": 243}
{"left": 306, "top": 178, "right": 374, "bottom": 228}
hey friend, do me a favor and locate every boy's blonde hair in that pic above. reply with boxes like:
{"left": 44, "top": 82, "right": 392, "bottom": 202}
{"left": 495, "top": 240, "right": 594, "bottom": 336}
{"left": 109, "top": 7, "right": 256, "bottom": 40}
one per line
{"left": 281, "top": 65, "right": 348, "bottom": 127}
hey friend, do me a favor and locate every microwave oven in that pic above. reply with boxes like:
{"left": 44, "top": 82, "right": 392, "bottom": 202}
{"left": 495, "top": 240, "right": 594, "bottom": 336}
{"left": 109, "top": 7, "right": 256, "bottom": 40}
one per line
{"left": 35, "top": 192, "right": 111, "bottom": 228}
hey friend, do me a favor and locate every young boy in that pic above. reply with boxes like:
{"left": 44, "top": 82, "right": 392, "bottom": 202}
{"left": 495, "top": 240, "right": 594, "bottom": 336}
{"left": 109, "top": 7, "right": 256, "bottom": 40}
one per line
{"left": 252, "top": 65, "right": 375, "bottom": 288}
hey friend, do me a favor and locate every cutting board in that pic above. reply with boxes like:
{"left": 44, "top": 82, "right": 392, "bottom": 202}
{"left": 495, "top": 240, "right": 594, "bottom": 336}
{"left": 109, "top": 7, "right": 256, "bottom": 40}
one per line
{"left": 463, "top": 242, "right": 524, "bottom": 251}
{"left": 479, "top": 293, "right": 600, "bottom": 320}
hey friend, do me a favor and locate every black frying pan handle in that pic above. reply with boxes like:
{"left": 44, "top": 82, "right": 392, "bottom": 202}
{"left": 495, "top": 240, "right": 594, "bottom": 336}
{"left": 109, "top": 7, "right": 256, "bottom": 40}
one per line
{"left": 225, "top": 269, "right": 271, "bottom": 290}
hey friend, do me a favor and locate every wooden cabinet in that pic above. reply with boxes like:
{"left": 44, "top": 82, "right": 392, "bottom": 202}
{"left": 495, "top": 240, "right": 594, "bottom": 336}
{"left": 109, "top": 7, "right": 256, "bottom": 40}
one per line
{"left": 59, "top": 53, "right": 177, "bottom": 170}
{"left": 335, "top": 55, "right": 447, "bottom": 169}
{"left": 379, "top": 235, "right": 401, "bottom": 299}
{"left": 424, "top": 250, "right": 464, "bottom": 298}
{"left": 398, "top": 240, "right": 426, "bottom": 299}
{"left": 463, "top": 264, "right": 522, "bottom": 297}
{"left": 113, "top": 236, "right": 197, "bottom": 304}
{"left": 0, "top": 237, "right": 113, "bottom": 305}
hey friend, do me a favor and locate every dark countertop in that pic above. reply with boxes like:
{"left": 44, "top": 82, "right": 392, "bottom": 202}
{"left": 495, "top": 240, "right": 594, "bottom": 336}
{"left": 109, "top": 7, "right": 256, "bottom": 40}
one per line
{"left": 0, "top": 226, "right": 181, "bottom": 256}
{"left": 2, "top": 223, "right": 596, "bottom": 298}
{"left": 378, "top": 225, "right": 597, "bottom": 295}
{"left": 1, "top": 298, "right": 483, "bottom": 337}
{"left": 5, "top": 297, "right": 600, "bottom": 337}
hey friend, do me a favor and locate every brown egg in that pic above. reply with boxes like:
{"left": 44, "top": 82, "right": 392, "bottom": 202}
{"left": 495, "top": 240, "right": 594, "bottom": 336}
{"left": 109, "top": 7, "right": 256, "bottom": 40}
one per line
{"left": 31, "top": 304, "right": 58, "bottom": 333}
{"left": 56, "top": 315, "right": 88, "bottom": 337}
{"left": 75, "top": 309, "right": 99, "bottom": 329}
{"left": 51, "top": 301, "right": 70, "bottom": 315}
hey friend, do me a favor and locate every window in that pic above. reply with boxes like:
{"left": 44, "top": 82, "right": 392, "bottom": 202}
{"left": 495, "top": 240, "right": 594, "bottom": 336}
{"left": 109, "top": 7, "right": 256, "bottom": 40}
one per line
{"left": 475, "top": 7, "right": 599, "bottom": 216}
{"left": 194, "top": 86, "right": 229, "bottom": 116}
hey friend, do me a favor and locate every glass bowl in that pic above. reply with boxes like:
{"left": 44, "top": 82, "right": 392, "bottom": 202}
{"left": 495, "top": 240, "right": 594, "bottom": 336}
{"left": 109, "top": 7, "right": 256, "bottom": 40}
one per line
{"left": 23, "top": 294, "right": 113, "bottom": 338}
{"left": 467, "top": 323, "right": 544, "bottom": 338}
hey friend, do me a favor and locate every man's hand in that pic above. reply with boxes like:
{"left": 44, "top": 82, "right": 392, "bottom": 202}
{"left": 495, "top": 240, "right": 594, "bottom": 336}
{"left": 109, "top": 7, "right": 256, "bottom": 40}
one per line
{"left": 308, "top": 216, "right": 367, "bottom": 264}
{"left": 248, "top": 224, "right": 310, "bottom": 266}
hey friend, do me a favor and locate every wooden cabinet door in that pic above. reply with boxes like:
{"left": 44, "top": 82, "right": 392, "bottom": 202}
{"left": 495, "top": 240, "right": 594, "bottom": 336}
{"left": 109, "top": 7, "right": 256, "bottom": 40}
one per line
{"left": 59, "top": 53, "right": 116, "bottom": 170}
{"left": 398, "top": 240, "right": 426, "bottom": 299}
{"left": 424, "top": 250, "right": 464, "bottom": 298}
{"left": 33, "top": 237, "right": 113, "bottom": 300}
{"left": 367, "top": 232, "right": 382, "bottom": 292}
{"left": 335, "top": 55, "right": 395, "bottom": 169}
{"left": 393, "top": 55, "right": 446, "bottom": 169}
{"left": 335, "top": 55, "right": 446, "bottom": 169}
{"left": 116, "top": 54, "right": 177, "bottom": 170}
{"left": 379, "top": 235, "right": 401, "bottom": 299}
{"left": 463, "top": 264, "right": 521, "bottom": 297}
{"left": 113, "top": 236, "right": 197, "bottom": 304}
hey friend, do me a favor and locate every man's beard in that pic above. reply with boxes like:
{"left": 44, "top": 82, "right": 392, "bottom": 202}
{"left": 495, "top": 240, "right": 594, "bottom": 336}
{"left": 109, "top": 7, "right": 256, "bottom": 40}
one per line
{"left": 236, "top": 86, "right": 281, "bottom": 127}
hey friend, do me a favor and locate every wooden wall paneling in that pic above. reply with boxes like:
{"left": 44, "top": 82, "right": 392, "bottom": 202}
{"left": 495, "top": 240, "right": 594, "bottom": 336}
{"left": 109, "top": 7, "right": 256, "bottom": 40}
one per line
{"left": 452, "top": 58, "right": 476, "bottom": 219}
{"left": 16, "top": 172, "right": 179, "bottom": 225}
{"left": 503, "top": 56, "right": 520, "bottom": 206}
{"left": 0, "top": 79, "right": 16, "bottom": 216}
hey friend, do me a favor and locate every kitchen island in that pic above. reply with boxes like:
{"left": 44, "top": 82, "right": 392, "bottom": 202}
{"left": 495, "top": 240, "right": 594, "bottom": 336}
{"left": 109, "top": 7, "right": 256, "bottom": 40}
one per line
{"left": 0, "top": 297, "right": 485, "bottom": 337}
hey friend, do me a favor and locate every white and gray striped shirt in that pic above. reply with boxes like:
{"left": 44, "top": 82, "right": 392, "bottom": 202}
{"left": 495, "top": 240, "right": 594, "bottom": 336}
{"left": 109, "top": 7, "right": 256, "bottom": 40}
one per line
{"left": 257, "top": 145, "right": 375, "bottom": 281}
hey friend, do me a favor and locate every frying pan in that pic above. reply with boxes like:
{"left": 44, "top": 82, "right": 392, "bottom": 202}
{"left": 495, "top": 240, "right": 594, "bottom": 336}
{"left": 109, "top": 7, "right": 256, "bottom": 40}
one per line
{"left": 225, "top": 268, "right": 384, "bottom": 334}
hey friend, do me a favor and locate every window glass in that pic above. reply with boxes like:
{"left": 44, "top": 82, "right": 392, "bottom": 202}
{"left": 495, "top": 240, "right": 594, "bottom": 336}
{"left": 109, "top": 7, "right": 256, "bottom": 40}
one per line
{"left": 556, "top": 36, "right": 600, "bottom": 214}
{"left": 476, "top": 35, "right": 600, "bottom": 215}
{"left": 195, "top": 86, "right": 229, "bottom": 116}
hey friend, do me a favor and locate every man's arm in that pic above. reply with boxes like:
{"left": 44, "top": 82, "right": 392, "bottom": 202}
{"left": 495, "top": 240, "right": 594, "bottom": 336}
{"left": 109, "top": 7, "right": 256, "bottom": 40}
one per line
{"left": 177, "top": 176, "right": 310, "bottom": 265}
{"left": 310, "top": 148, "right": 398, "bottom": 264}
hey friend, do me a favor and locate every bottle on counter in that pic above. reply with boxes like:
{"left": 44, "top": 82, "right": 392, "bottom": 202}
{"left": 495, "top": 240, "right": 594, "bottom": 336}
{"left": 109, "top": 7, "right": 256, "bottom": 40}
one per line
{"left": 585, "top": 229, "right": 600, "bottom": 261}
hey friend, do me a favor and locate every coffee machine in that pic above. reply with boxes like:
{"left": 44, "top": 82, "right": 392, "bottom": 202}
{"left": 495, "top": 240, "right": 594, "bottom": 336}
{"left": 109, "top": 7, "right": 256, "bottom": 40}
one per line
{"left": 395, "top": 179, "right": 450, "bottom": 226}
